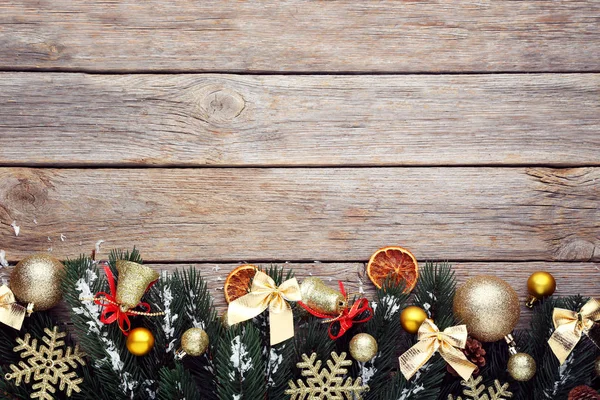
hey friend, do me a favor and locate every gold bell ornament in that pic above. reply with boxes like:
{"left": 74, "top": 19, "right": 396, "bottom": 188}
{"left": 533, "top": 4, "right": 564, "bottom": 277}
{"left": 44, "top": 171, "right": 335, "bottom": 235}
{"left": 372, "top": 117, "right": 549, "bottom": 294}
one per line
{"left": 298, "top": 277, "right": 374, "bottom": 340}
{"left": 299, "top": 277, "right": 347, "bottom": 316}
{"left": 525, "top": 271, "right": 556, "bottom": 308}
{"left": 86, "top": 260, "right": 164, "bottom": 335}
{"left": 175, "top": 327, "right": 210, "bottom": 360}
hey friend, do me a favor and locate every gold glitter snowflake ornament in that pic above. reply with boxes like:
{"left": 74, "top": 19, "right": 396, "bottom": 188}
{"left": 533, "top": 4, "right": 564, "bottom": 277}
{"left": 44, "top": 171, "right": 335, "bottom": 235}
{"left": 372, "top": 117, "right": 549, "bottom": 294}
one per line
{"left": 286, "top": 352, "right": 369, "bottom": 399}
{"left": 448, "top": 376, "right": 512, "bottom": 400}
{"left": 5, "top": 326, "right": 86, "bottom": 399}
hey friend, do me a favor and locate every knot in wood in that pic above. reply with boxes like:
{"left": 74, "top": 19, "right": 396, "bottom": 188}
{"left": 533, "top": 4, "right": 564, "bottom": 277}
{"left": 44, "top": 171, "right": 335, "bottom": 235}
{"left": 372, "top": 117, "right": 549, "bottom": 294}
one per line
{"left": 198, "top": 87, "right": 246, "bottom": 125}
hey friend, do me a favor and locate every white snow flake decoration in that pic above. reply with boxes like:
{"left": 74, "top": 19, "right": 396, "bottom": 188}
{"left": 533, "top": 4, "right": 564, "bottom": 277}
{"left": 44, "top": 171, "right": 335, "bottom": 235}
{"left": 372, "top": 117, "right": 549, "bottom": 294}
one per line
{"left": 0, "top": 249, "right": 8, "bottom": 268}
{"left": 379, "top": 295, "right": 402, "bottom": 320}
{"left": 10, "top": 221, "right": 20, "bottom": 236}
{"left": 229, "top": 335, "right": 253, "bottom": 381}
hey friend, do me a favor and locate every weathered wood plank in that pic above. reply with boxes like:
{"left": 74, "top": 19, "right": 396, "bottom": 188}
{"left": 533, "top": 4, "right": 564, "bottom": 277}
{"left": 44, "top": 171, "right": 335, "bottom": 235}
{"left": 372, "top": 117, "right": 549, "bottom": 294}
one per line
{"left": 0, "top": 1, "right": 598, "bottom": 72}
{"left": 0, "top": 167, "right": 598, "bottom": 262}
{"left": 3, "top": 262, "right": 597, "bottom": 329}
{"left": 1, "top": 73, "right": 598, "bottom": 167}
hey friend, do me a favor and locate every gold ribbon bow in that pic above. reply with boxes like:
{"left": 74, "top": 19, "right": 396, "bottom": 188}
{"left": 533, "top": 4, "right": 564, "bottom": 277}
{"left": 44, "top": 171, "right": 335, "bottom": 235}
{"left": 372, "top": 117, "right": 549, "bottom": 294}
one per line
{"left": 399, "top": 319, "right": 476, "bottom": 381}
{"left": 0, "top": 285, "right": 29, "bottom": 330}
{"left": 228, "top": 271, "right": 302, "bottom": 345}
{"left": 548, "top": 298, "right": 600, "bottom": 364}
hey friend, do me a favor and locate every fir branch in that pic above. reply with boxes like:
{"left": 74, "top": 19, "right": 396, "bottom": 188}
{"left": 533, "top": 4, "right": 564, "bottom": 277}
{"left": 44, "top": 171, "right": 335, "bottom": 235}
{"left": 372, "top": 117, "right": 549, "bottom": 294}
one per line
{"left": 520, "top": 296, "right": 600, "bottom": 400}
{"left": 216, "top": 323, "right": 266, "bottom": 400}
{"left": 62, "top": 253, "right": 152, "bottom": 399}
{"left": 360, "top": 281, "right": 410, "bottom": 398}
{"left": 158, "top": 364, "right": 200, "bottom": 400}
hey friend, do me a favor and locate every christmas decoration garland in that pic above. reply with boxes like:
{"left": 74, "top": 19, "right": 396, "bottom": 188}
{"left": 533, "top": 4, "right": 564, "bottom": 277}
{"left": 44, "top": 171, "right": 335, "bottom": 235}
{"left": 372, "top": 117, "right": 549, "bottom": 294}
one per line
{"left": 0, "top": 247, "right": 598, "bottom": 400}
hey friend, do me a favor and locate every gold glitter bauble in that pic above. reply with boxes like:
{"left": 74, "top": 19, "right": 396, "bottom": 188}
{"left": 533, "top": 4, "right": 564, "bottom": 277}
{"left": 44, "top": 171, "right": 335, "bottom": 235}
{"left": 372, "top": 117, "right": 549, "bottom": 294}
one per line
{"left": 525, "top": 271, "right": 556, "bottom": 308}
{"left": 10, "top": 253, "right": 64, "bottom": 311}
{"left": 300, "top": 277, "right": 347, "bottom": 315}
{"left": 400, "top": 306, "right": 428, "bottom": 334}
{"left": 595, "top": 356, "right": 600, "bottom": 377}
{"left": 181, "top": 328, "right": 210, "bottom": 357}
{"left": 115, "top": 260, "right": 159, "bottom": 311}
{"left": 507, "top": 352, "right": 536, "bottom": 381}
{"left": 126, "top": 327, "right": 155, "bottom": 356}
{"left": 349, "top": 333, "right": 378, "bottom": 363}
{"left": 453, "top": 275, "right": 520, "bottom": 342}
{"left": 221, "top": 311, "right": 231, "bottom": 329}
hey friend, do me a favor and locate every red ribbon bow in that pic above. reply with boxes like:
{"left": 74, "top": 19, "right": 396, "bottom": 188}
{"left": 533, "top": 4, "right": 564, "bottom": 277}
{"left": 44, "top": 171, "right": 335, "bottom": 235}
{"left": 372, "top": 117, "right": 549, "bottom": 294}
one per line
{"left": 94, "top": 263, "right": 153, "bottom": 336}
{"left": 298, "top": 281, "right": 373, "bottom": 340}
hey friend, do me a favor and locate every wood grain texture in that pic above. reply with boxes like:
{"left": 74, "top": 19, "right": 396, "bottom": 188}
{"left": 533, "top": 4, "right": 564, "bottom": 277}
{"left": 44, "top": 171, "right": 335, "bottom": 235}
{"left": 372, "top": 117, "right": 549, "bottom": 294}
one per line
{"left": 2, "top": 262, "right": 597, "bottom": 329}
{"left": 0, "top": 1, "right": 599, "bottom": 72}
{"left": 0, "top": 167, "right": 598, "bottom": 262}
{"left": 1, "top": 73, "right": 599, "bottom": 167}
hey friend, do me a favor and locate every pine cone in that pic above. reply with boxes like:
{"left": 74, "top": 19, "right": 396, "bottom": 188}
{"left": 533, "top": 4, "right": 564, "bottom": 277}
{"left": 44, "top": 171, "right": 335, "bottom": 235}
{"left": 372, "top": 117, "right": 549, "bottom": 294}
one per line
{"left": 568, "top": 386, "right": 600, "bottom": 400}
{"left": 447, "top": 337, "right": 486, "bottom": 377}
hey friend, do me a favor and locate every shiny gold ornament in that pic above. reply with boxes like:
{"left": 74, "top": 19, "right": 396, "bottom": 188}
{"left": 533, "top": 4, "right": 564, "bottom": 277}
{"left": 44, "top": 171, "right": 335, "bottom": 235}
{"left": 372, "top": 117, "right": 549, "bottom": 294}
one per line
{"left": 300, "top": 277, "right": 347, "bottom": 316}
{"left": 286, "top": 352, "right": 369, "bottom": 399}
{"left": 399, "top": 318, "right": 476, "bottom": 381}
{"left": 126, "top": 327, "right": 155, "bottom": 356}
{"left": 507, "top": 352, "right": 536, "bottom": 381}
{"left": 221, "top": 311, "right": 231, "bottom": 329}
{"left": 453, "top": 276, "right": 520, "bottom": 342}
{"left": 175, "top": 328, "right": 209, "bottom": 359}
{"left": 5, "top": 327, "right": 86, "bottom": 398}
{"left": 400, "top": 305, "right": 428, "bottom": 334}
{"left": 594, "top": 356, "right": 600, "bottom": 377}
{"left": 525, "top": 271, "right": 556, "bottom": 308}
{"left": 349, "top": 333, "right": 378, "bottom": 362}
{"left": 115, "top": 260, "right": 159, "bottom": 312}
{"left": 10, "top": 253, "right": 64, "bottom": 311}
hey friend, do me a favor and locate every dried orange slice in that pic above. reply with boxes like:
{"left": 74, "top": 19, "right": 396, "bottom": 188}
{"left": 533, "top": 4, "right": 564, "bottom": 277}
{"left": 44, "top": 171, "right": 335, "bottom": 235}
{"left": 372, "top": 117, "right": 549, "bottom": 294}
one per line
{"left": 367, "top": 246, "right": 419, "bottom": 290}
{"left": 224, "top": 264, "right": 258, "bottom": 303}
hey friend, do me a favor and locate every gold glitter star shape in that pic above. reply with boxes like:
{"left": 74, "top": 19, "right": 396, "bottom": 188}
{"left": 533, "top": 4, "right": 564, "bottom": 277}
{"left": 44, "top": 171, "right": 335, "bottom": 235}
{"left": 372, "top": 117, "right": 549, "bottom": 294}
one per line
{"left": 286, "top": 352, "right": 369, "bottom": 400}
{"left": 5, "top": 326, "right": 86, "bottom": 399}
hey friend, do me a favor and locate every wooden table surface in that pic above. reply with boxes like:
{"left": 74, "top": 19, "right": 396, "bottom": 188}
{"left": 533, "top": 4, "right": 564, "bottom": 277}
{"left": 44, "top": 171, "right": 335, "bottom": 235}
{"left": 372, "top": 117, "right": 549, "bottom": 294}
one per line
{"left": 0, "top": 1, "right": 598, "bottom": 326}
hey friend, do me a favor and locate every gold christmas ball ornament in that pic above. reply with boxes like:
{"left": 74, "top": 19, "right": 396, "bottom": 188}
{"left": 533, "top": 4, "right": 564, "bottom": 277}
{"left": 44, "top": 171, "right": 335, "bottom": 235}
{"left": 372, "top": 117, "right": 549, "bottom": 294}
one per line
{"left": 525, "top": 271, "right": 556, "bottom": 308}
{"left": 115, "top": 260, "right": 159, "bottom": 311}
{"left": 507, "top": 352, "right": 536, "bottom": 381}
{"left": 400, "top": 305, "right": 428, "bottom": 334}
{"left": 349, "top": 333, "right": 378, "bottom": 363}
{"left": 175, "top": 328, "right": 210, "bottom": 359}
{"left": 126, "top": 327, "right": 155, "bottom": 356}
{"left": 221, "top": 311, "right": 231, "bottom": 329}
{"left": 300, "top": 277, "right": 347, "bottom": 316}
{"left": 453, "top": 275, "right": 520, "bottom": 342}
{"left": 9, "top": 253, "right": 64, "bottom": 311}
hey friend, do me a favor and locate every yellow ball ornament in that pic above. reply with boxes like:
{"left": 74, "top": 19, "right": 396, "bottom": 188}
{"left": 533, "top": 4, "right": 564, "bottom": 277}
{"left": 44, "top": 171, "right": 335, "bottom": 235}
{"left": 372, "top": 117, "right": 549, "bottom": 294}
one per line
{"left": 453, "top": 276, "right": 520, "bottom": 342}
{"left": 400, "top": 306, "right": 428, "bottom": 334}
{"left": 507, "top": 352, "right": 536, "bottom": 381}
{"left": 525, "top": 271, "right": 556, "bottom": 308}
{"left": 126, "top": 327, "right": 155, "bottom": 356}
{"left": 349, "top": 333, "right": 378, "bottom": 363}
{"left": 10, "top": 253, "right": 64, "bottom": 311}
{"left": 181, "top": 328, "right": 209, "bottom": 357}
